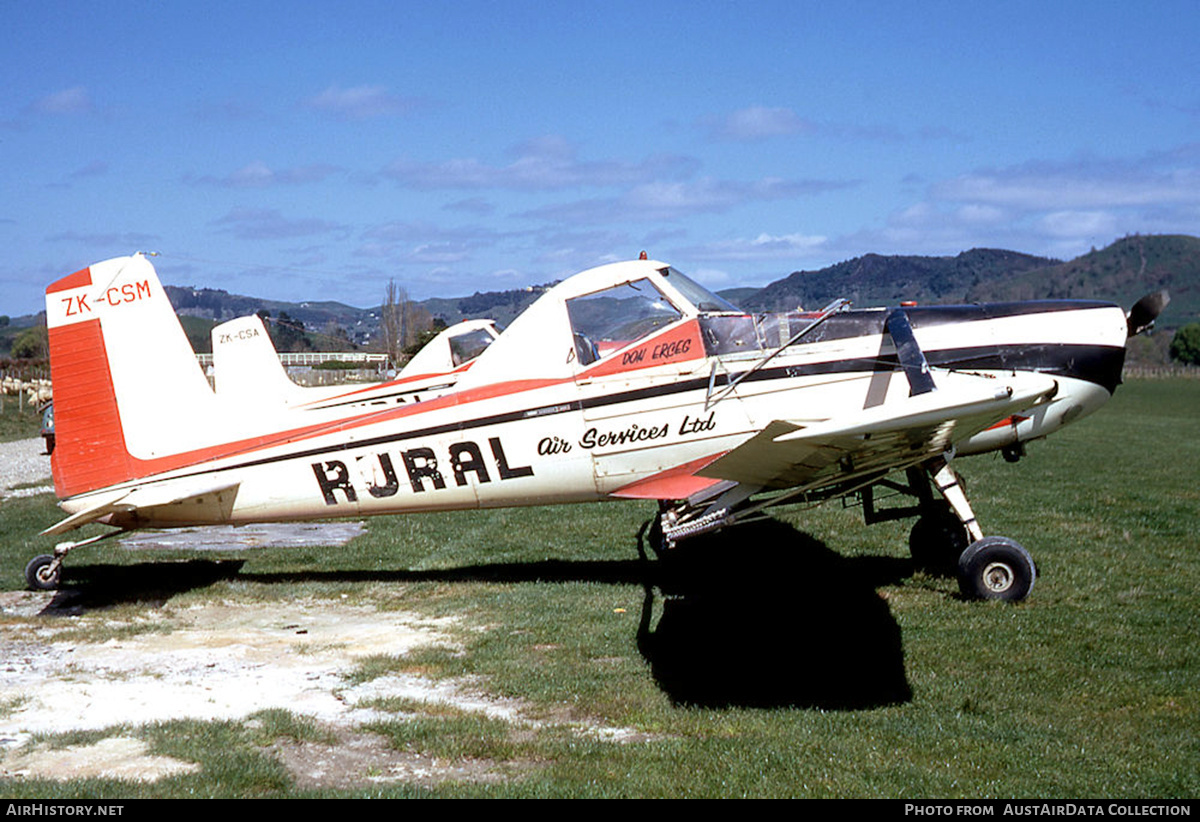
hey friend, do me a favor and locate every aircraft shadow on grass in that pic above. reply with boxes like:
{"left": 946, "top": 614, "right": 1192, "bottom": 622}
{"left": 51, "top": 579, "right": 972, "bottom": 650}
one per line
{"left": 634, "top": 519, "right": 913, "bottom": 710}
{"left": 44, "top": 518, "right": 912, "bottom": 710}
{"left": 43, "top": 559, "right": 248, "bottom": 613}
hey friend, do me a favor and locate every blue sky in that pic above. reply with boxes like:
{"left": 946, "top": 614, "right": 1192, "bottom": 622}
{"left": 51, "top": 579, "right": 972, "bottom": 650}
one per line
{"left": 3, "top": 0, "right": 1198, "bottom": 317}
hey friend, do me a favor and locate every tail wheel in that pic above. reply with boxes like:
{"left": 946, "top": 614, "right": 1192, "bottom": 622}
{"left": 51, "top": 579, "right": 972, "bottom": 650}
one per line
{"left": 957, "top": 537, "right": 1036, "bottom": 602}
{"left": 25, "top": 554, "right": 61, "bottom": 591}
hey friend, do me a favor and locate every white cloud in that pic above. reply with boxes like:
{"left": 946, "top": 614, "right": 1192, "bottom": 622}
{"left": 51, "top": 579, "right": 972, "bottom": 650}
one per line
{"left": 704, "top": 107, "right": 964, "bottom": 144}
{"left": 211, "top": 208, "right": 349, "bottom": 241}
{"left": 849, "top": 145, "right": 1200, "bottom": 260}
{"left": 30, "top": 86, "right": 93, "bottom": 115}
{"left": 190, "top": 161, "right": 344, "bottom": 188}
{"left": 688, "top": 267, "right": 734, "bottom": 288}
{"left": 361, "top": 220, "right": 502, "bottom": 245}
{"left": 708, "top": 106, "right": 816, "bottom": 141}
{"left": 354, "top": 220, "right": 506, "bottom": 264}
{"left": 382, "top": 138, "right": 699, "bottom": 191}
{"left": 305, "top": 84, "right": 416, "bottom": 120}
{"left": 934, "top": 155, "right": 1200, "bottom": 210}
{"left": 408, "top": 243, "right": 472, "bottom": 264}
{"left": 681, "top": 232, "right": 830, "bottom": 262}
{"left": 45, "top": 229, "right": 159, "bottom": 247}
{"left": 1036, "top": 210, "right": 1119, "bottom": 239}
{"left": 954, "top": 204, "right": 1009, "bottom": 226}
{"left": 525, "top": 177, "right": 855, "bottom": 224}
{"left": 68, "top": 161, "right": 109, "bottom": 180}
{"left": 443, "top": 197, "right": 496, "bottom": 216}
{"left": 226, "top": 161, "right": 275, "bottom": 187}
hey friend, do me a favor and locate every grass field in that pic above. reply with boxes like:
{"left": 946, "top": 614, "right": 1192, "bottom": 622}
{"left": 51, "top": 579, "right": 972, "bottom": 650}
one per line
{"left": 0, "top": 395, "right": 42, "bottom": 443}
{"left": 0, "top": 379, "right": 1196, "bottom": 798}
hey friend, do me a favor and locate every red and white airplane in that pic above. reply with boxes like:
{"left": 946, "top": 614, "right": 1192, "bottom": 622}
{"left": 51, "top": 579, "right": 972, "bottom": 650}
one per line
{"left": 209, "top": 313, "right": 499, "bottom": 412}
{"left": 30, "top": 252, "right": 1149, "bottom": 601}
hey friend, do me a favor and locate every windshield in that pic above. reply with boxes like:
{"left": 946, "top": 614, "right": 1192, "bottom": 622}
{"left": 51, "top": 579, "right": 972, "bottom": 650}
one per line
{"left": 448, "top": 327, "right": 497, "bottom": 366}
{"left": 566, "top": 278, "right": 683, "bottom": 365}
{"left": 661, "top": 267, "right": 743, "bottom": 313}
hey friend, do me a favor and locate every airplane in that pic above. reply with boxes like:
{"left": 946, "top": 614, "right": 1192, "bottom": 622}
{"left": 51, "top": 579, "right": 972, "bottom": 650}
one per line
{"left": 27, "top": 252, "right": 1156, "bottom": 603}
{"left": 210, "top": 313, "right": 499, "bottom": 412}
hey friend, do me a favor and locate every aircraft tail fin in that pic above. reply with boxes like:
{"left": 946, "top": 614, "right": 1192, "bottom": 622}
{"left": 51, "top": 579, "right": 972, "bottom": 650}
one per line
{"left": 211, "top": 314, "right": 304, "bottom": 407}
{"left": 45, "top": 254, "right": 217, "bottom": 499}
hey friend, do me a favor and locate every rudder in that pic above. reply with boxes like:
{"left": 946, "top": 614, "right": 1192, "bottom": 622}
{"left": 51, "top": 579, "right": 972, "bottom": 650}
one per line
{"left": 45, "top": 254, "right": 217, "bottom": 498}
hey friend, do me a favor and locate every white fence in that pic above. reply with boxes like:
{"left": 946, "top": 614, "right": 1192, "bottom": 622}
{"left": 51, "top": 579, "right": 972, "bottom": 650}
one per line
{"left": 194, "top": 351, "right": 388, "bottom": 368}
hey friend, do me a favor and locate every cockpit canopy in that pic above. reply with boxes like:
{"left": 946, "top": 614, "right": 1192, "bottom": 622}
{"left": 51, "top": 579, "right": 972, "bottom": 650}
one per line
{"left": 454, "top": 259, "right": 758, "bottom": 388}
{"left": 566, "top": 278, "right": 682, "bottom": 366}
{"left": 399, "top": 318, "right": 501, "bottom": 377}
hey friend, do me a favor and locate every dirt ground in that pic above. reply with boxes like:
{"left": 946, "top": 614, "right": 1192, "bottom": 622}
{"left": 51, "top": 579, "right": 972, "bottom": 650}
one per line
{"left": 0, "top": 590, "right": 568, "bottom": 788}
{"left": 0, "top": 443, "right": 643, "bottom": 790}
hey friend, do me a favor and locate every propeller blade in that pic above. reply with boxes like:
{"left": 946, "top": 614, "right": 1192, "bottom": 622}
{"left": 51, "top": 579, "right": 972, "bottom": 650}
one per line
{"left": 1127, "top": 289, "right": 1170, "bottom": 337}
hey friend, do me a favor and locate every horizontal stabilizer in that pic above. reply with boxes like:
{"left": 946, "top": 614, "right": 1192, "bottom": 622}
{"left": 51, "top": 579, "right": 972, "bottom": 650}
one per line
{"left": 40, "top": 491, "right": 135, "bottom": 536}
{"left": 43, "top": 477, "right": 241, "bottom": 535}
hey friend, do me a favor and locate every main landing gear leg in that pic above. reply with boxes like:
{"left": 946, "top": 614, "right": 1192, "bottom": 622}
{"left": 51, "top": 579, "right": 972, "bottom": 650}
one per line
{"left": 925, "top": 456, "right": 1036, "bottom": 602}
{"left": 907, "top": 466, "right": 968, "bottom": 577}
{"left": 928, "top": 458, "right": 982, "bottom": 544}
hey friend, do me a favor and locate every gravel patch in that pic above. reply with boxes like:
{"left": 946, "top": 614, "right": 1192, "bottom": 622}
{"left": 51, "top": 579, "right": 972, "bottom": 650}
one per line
{"left": 0, "top": 597, "right": 469, "bottom": 782}
{"left": 0, "top": 594, "right": 650, "bottom": 788}
{"left": 0, "top": 438, "right": 52, "bottom": 496}
{"left": 120, "top": 522, "right": 367, "bottom": 551}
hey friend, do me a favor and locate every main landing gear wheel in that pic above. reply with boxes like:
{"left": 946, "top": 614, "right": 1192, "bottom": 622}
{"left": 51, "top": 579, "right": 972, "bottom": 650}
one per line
{"left": 957, "top": 537, "right": 1036, "bottom": 602}
{"left": 909, "top": 501, "right": 970, "bottom": 577}
{"left": 25, "top": 554, "right": 61, "bottom": 591}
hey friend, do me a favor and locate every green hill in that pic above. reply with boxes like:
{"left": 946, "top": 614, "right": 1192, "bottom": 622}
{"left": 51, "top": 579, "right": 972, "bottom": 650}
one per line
{"left": 424, "top": 283, "right": 554, "bottom": 327}
{"left": 164, "top": 286, "right": 366, "bottom": 329}
{"left": 965, "top": 234, "right": 1200, "bottom": 327}
{"left": 731, "top": 235, "right": 1200, "bottom": 366}
{"left": 741, "top": 248, "right": 1058, "bottom": 313}
{"left": 161, "top": 282, "right": 554, "bottom": 344}
{"left": 739, "top": 235, "right": 1200, "bottom": 329}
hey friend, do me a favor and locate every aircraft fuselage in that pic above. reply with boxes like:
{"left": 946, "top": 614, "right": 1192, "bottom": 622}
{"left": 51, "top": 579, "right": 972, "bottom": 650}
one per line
{"left": 65, "top": 299, "right": 1126, "bottom": 530}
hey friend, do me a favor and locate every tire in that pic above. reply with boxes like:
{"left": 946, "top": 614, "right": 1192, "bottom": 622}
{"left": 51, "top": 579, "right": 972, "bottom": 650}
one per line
{"left": 909, "top": 502, "right": 969, "bottom": 577}
{"left": 957, "top": 537, "right": 1036, "bottom": 602}
{"left": 25, "top": 554, "right": 61, "bottom": 591}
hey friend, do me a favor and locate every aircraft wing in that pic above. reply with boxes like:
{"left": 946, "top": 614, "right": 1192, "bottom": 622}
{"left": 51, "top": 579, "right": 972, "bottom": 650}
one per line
{"left": 42, "top": 477, "right": 242, "bottom": 536}
{"left": 697, "top": 372, "right": 1058, "bottom": 491}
